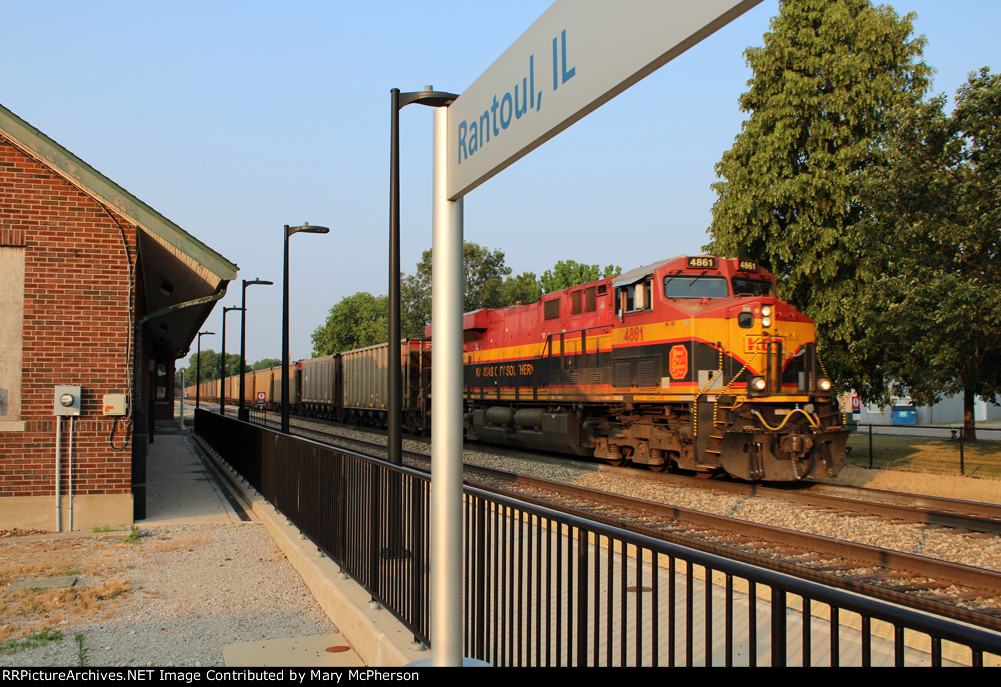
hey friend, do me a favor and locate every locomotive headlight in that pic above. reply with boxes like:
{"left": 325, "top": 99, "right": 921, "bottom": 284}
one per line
{"left": 750, "top": 376, "right": 767, "bottom": 392}
{"left": 761, "top": 316, "right": 772, "bottom": 328}
{"left": 817, "top": 377, "right": 832, "bottom": 392}
{"left": 761, "top": 306, "right": 772, "bottom": 317}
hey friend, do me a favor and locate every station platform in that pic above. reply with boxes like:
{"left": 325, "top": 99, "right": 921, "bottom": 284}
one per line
{"left": 141, "top": 420, "right": 425, "bottom": 667}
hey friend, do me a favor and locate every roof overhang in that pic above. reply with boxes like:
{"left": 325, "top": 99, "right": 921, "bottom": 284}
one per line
{"left": 0, "top": 103, "right": 238, "bottom": 359}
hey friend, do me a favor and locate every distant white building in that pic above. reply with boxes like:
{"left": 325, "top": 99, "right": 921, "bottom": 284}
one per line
{"left": 843, "top": 393, "right": 1001, "bottom": 426}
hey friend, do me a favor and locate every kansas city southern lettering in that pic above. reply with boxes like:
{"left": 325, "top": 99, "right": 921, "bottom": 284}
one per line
{"left": 475, "top": 363, "right": 535, "bottom": 378}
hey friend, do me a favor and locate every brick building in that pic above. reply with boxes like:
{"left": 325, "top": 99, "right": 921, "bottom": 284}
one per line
{"left": 0, "top": 104, "right": 236, "bottom": 531}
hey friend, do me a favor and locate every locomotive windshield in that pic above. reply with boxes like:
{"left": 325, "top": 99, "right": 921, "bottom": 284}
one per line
{"left": 732, "top": 277, "right": 775, "bottom": 297}
{"left": 663, "top": 276, "right": 729, "bottom": 299}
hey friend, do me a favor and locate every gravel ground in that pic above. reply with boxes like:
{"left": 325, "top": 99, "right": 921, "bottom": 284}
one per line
{"left": 0, "top": 523, "right": 336, "bottom": 667}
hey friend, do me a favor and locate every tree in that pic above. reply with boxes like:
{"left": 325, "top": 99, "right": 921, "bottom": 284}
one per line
{"left": 539, "top": 260, "right": 620, "bottom": 293}
{"left": 497, "top": 271, "right": 543, "bottom": 306}
{"left": 252, "top": 358, "right": 282, "bottom": 371}
{"left": 704, "top": 0, "right": 931, "bottom": 396}
{"left": 400, "top": 242, "right": 515, "bottom": 338}
{"left": 856, "top": 69, "right": 1001, "bottom": 436}
{"left": 182, "top": 349, "right": 243, "bottom": 384}
{"left": 311, "top": 292, "right": 389, "bottom": 356}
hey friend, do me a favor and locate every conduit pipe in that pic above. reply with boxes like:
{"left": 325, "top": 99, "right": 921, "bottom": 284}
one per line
{"left": 55, "top": 416, "right": 62, "bottom": 532}
{"left": 68, "top": 417, "right": 75, "bottom": 531}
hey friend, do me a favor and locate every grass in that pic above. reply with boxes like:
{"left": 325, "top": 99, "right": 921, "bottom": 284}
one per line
{"left": 74, "top": 632, "right": 89, "bottom": 666}
{"left": 847, "top": 432, "right": 1001, "bottom": 479}
{"left": 0, "top": 535, "right": 137, "bottom": 644}
{"left": 0, "top": 627, "right": 62, "bottom": 655}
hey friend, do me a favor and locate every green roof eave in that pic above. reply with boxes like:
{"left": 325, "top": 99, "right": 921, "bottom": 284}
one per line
{"left": 0, "top": 102, "right": 237, "bottom": 282}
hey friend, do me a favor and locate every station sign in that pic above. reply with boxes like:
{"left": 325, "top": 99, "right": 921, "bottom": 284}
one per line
{"left": 256, "top": 391, "right": 267, "bottom": 405}
{"left": 446, "top": 0, "right": 762, "bottom": 199}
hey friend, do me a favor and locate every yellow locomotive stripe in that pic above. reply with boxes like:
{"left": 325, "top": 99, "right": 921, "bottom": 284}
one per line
{"left": 465, "top": 316, "right": 817, "bottom": 373}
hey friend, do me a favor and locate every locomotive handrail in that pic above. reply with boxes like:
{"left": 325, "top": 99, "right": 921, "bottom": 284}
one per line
{"left": 751, "top": 407, "right": 821, "bottom": 431}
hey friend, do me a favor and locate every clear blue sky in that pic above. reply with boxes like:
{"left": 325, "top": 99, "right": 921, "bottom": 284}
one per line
{"left": 2, "top": 1, "right": 998, "bottom": 368}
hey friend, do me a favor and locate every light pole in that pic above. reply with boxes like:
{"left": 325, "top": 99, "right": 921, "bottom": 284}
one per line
{"left": 239, "top": 278, "right": 273, "bottom": 421}
{"left": 220, "top": 306, "right": 242, "bottom": 416}
{"left": 195, "top": 330, "right": 214, "bottom": 411}
{"left": 283, "top": 223, "right": 329, "bottom": 434}
{"left": 389, "top": 86, "right": 458, "bottom": 465}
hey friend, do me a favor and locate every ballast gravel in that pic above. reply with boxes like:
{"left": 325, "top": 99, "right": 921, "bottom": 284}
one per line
{"left": 338, "top": 421, "right": 1001, "bottom": 574}
{"left": 335, "top": 420, "right": 1001, "bottom": 574}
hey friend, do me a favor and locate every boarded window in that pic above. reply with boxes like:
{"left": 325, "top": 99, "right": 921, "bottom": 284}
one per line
{"left": 0, "top": 247, "right": 25, "bottom": 425}
{"left": 585, "top": 286, "right": 597, "bottom": 312}
{"left": 571, "top": 290, "right": 582, "bottom": 315}
{"left": 544, "top": 297, "right": 560, "bottom": 320}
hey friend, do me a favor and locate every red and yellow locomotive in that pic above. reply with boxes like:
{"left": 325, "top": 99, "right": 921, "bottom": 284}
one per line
{"left": 462, "top": 255, "right": 848, "bottom": 480}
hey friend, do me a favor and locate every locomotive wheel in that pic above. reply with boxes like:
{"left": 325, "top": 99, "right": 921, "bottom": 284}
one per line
{"left": 607, "top": 446, "right": 633, "bottom": 467}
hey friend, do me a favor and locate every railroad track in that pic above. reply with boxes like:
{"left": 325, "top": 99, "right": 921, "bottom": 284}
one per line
{"left": 276, "top": 412, "right": 1001, "bottom": 534}
{"left": 249, "top": 411, "right": 1001, "bottom": 631}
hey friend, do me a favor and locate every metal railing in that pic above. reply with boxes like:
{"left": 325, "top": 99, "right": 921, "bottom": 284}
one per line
{"left": 849, "top": 423, "right": 1001, "bottom": 479}
{"left": 195, "top": 409, "right": 1001, "bottom": 666}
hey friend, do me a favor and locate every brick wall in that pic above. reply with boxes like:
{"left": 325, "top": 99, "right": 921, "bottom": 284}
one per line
{"left": 0, "top": 136, "right": 137, "bottom": 501}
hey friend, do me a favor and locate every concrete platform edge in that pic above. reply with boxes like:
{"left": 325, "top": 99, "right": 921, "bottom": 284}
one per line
{"left": 192, "top": 434, "right": 429, "bottom": 667}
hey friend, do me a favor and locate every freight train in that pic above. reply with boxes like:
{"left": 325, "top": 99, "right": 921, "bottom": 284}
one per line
{"left": 188, "top": 255, "right": 848, "bottom": 481}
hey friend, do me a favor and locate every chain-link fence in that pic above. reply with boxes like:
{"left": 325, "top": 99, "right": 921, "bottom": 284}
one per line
{"left": 847, "top": 423, "right": 1001, "bottom": 479}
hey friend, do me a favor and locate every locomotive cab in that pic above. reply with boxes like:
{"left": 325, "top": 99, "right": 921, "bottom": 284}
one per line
{"left": 653, "top": 257, "right": 846, "bottom": 480}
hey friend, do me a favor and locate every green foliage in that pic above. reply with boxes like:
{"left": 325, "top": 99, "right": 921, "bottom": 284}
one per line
{"left": 0, "top": 627, "right": 62, "bottom": 655}
{"left": 539, "top": 260, "right": 620, "bottom": 293}
{"left": 855, "top": 68, "right": 1001, "bottom": 432}
{"left": 311, "top": 292, "right": 389, "bottom": 356}
{"left": 705, "top": 0, "right": 931, "bottom": 399}
{"left": 251, "top": 358, "right": 282, "bottom": 371}
{"left": 497, "top": 271, "right": 543, "bottom": 306}
{"left": 75, "top": 632, "right": 89, "bottom": 666}
{"left": 182, "top": 350, "right": 244, "bottom": 384}
{"left": 313, "top": 246, "right": 622, "bottom": 345}
{"left": 400, "top": 242, "right": 519, "bottom": 338}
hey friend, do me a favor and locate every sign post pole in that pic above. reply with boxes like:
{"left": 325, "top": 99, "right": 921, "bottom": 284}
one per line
{"left": 431, "top": 104, "right": 465, "bottom": 666}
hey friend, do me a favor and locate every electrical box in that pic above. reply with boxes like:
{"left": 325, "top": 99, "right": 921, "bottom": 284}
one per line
{"left": 53, "top": 385, "right": 82, "bottom": 416}
{"left": 103, "top": 393, "right": 128, "bottom": 416}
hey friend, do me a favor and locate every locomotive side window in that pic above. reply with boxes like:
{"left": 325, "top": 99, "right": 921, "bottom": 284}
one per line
{"left": 732, "top": 277, "right": 775, "bottom": 297}
{"left": 616, "top": 279, "right": 655, "bottom": 316}
{"left": 663, "top": 276, "right": 729, "bottom": 299}
{"left": 618, "top": 286, "right": 633, "bottom": 313}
